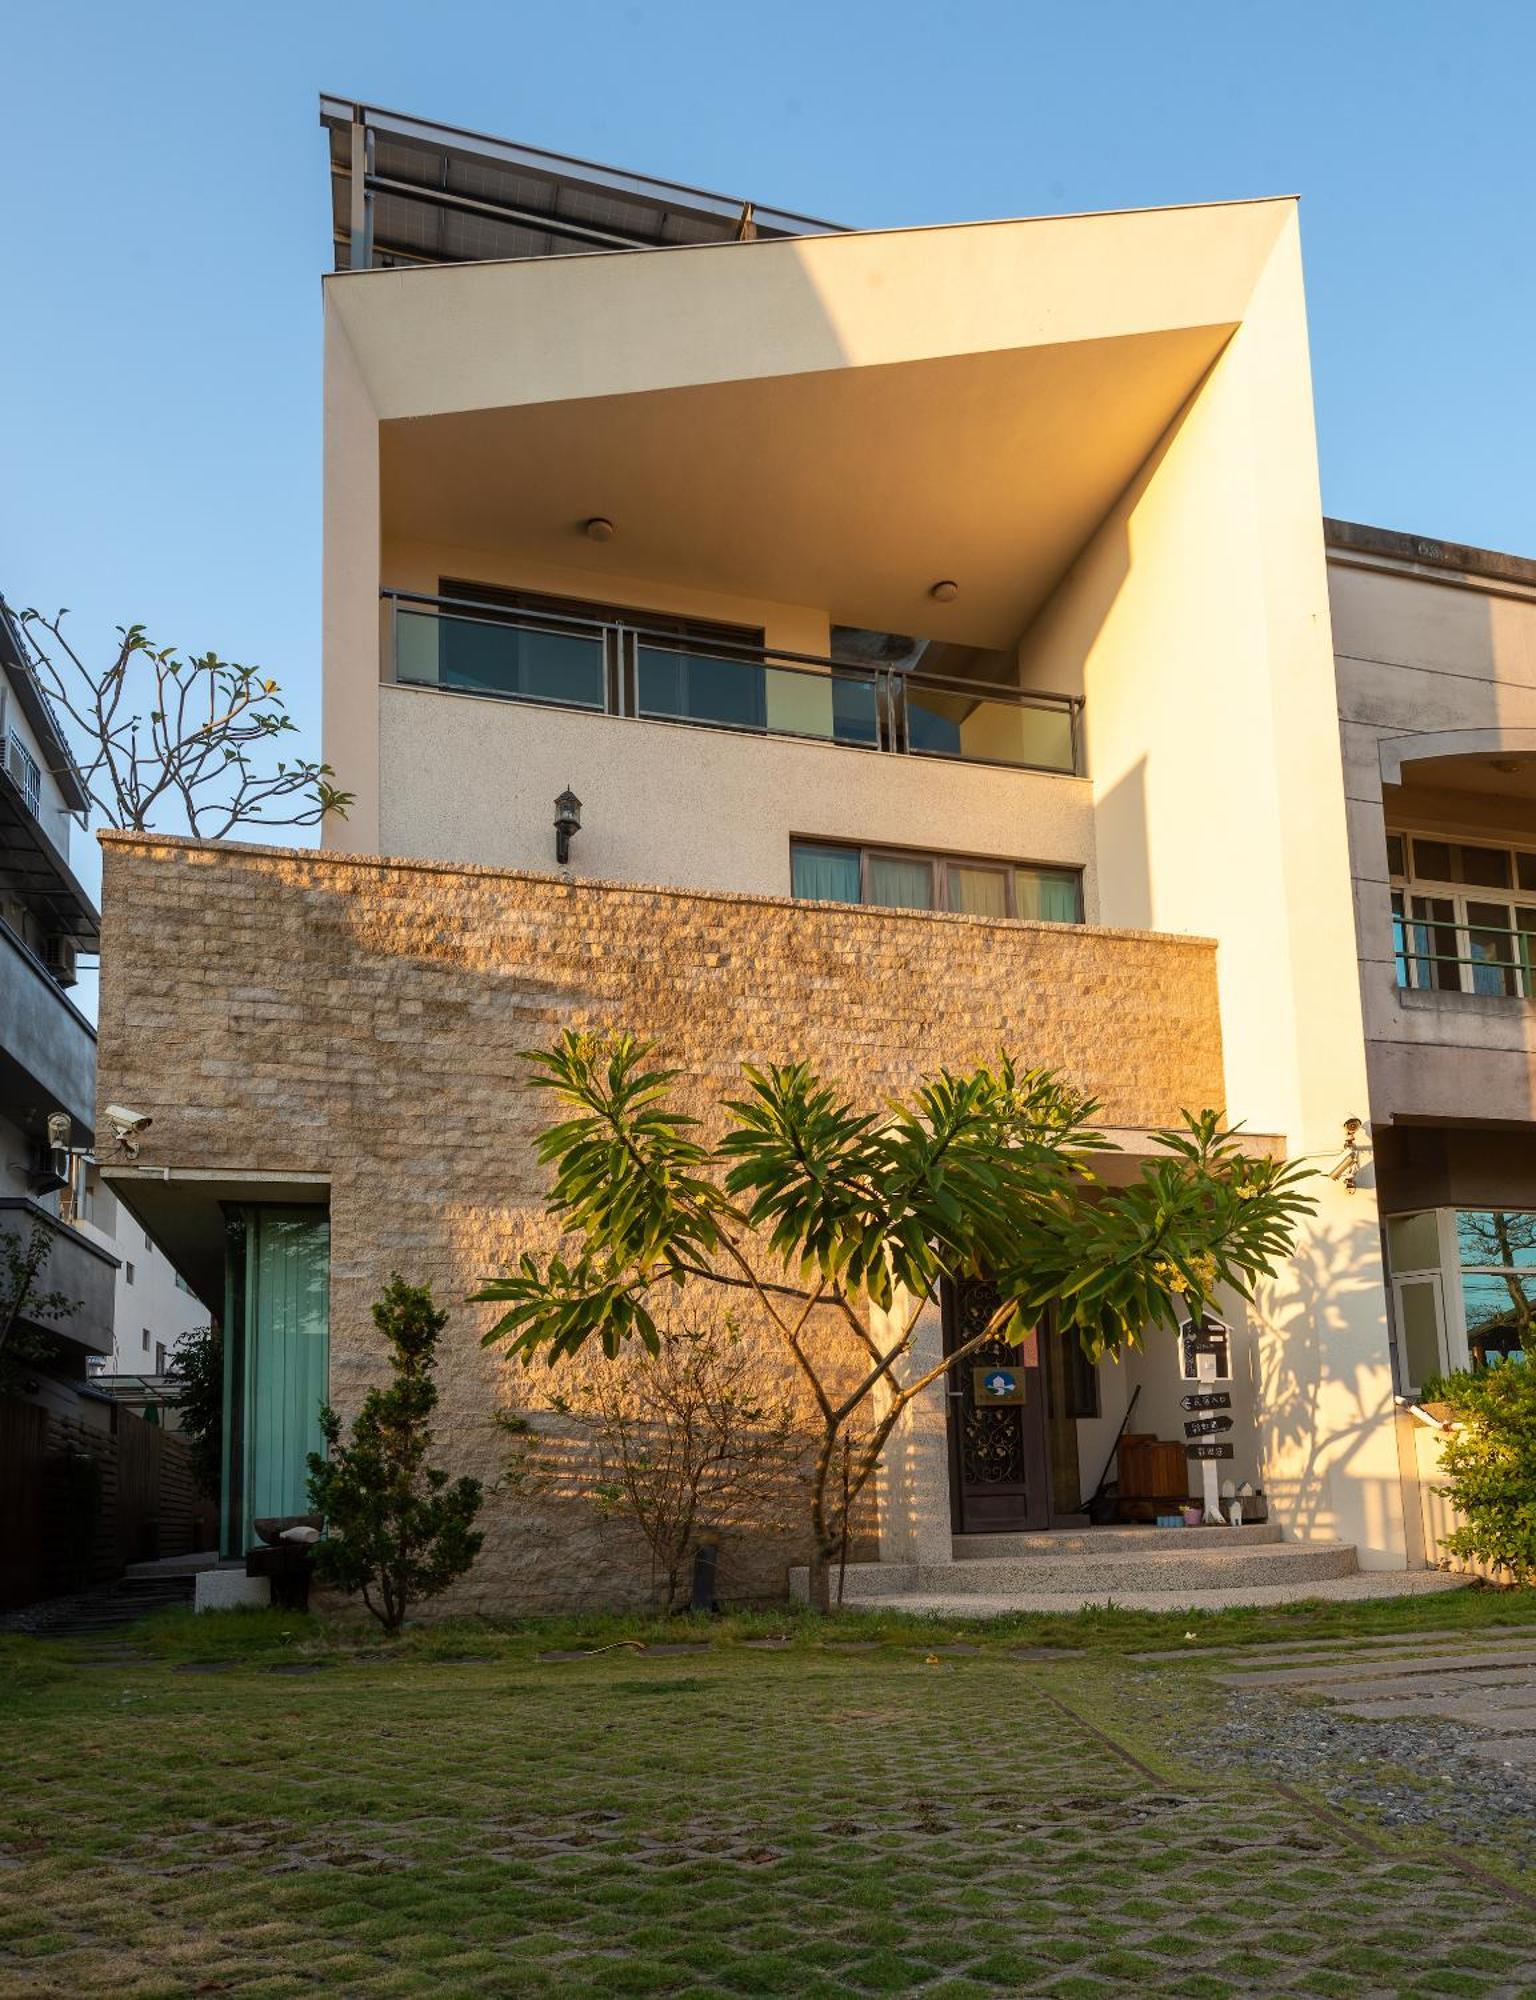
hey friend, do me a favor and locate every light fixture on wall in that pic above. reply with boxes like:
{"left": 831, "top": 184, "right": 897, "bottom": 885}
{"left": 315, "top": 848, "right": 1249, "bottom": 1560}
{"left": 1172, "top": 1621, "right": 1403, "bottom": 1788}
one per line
{"left": 929, "top": 579, "right": 959, "bottom": 603}
{"left": 584, "top": 516, "right": 615, "bottom": 542}
{"left": 554, "top": 787, "right": 582, "bottom": 865}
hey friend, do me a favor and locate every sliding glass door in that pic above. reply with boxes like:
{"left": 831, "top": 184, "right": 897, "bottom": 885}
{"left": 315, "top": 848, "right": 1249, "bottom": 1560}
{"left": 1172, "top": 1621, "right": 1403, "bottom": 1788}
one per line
{"left": 221, "top": 1206, "right": 331, "bottom": 1557}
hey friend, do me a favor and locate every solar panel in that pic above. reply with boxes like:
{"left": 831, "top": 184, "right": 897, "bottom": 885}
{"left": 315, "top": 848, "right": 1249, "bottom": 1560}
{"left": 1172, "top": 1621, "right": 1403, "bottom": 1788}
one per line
{"left": 320, "top": 95, "right": 846, "bottom": 273}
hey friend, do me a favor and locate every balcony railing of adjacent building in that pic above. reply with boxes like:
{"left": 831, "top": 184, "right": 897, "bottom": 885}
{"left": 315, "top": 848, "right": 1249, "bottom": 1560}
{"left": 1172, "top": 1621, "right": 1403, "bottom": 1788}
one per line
{"left": 1393, "top": 902, "right": 1536, "bottom": 1000}
{"left": 382, "top": 590, "right": 1084, "bottom": 777}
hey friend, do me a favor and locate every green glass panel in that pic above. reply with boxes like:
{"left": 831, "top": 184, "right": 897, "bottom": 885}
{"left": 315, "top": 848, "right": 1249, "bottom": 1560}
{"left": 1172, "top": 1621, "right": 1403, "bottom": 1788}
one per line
{"left": 223, "top": 1206, "right": 329, "bottom": 1552}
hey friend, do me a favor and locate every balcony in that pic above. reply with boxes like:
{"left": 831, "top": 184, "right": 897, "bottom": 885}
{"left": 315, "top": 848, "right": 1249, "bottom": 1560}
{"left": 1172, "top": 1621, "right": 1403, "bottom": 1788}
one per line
{"left": 1393, "top": 905, "right": 1536, "bottom": 1002}
{"left": 0, "top": 1198, "right": 117, "bottom": 1355}
{"left": 384, "top": 590, "right": 1083, "bottom": 778}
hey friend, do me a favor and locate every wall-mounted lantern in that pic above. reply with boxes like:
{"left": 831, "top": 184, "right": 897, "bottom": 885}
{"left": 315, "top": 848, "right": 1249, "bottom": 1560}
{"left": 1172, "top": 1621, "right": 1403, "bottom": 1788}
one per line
{"left": 554, "top": 787, "right": 582, "bottom": 865}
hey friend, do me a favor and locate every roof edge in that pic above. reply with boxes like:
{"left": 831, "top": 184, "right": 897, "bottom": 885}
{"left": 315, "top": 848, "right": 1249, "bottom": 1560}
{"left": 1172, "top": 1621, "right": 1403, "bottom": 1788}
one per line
{"left": 1325, "top": 517, "right": 1536, "bottom": 590}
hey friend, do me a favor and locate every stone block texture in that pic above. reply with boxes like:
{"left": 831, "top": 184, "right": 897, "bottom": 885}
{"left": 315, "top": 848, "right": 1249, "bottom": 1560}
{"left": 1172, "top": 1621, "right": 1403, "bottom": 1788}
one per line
{"left": 96, "top": 835, "right": 1224, "bottom": 1614}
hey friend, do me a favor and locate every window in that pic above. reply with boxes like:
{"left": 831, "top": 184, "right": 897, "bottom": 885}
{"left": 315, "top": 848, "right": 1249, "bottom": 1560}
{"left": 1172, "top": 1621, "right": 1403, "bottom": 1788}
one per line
{"left": 1456, "top": 1210, "right": 1536, "bottom": 1368}
{"left": 790, "top": 840, "right": 1083, "bottom": 922}
{"left": 142, "top": 1326, "right": 152, "bottom": 1351}
{"left": 7, "top": 732, "right": 41, "bottom": 814}
{"left": 125, "top": 1261, "right": 135, "bottom": 1285}
{"left": 155, "top": 1342, "right": 167, "bottom": 1375}
{"left": 1390, "top": 833, "right": 1536, "bottom": 998}
{"left": 1384, "top": 1206, "right": 1536, "bottom": 1388}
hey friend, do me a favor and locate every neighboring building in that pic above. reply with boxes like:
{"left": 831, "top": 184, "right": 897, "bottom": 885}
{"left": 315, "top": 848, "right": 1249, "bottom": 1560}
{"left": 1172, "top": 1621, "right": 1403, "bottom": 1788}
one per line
{"left": 1326, "top": 521, "right": 1536, "bottom": 1399}
{"left": 1, "top": 595, "right": 117, "bottom": 1393}
{"left": 93, "top": 102, "right": 1429, "bottom": 1612}
{"left": 0, "top": 597, "right": 202, "bottom": 1411}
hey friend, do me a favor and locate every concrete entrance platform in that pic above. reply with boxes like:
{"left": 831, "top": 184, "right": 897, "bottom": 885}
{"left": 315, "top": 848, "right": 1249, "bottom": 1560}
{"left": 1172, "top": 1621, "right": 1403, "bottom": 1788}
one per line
{"left": 837, "top": 1569, "right": 1469, "bottom": 1615}
{"left": 794, "top": 1522, "right": 1472, "bottom": 1613}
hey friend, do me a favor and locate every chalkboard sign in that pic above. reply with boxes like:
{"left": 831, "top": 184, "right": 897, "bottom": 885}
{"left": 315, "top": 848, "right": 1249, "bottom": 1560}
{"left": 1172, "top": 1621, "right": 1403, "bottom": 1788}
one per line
{"left": 1178, "top": 1312, "right": 1232, "bottom": 1384}
{"left": 1183, "top": 1415, "right": 1234, "bottom": 1439}
{"left": 1187, "top": 1442, "right": 1234, "bottom": 1461}
{"left": 1181, "top": 1391, "right": 1232, "bottom": 1412}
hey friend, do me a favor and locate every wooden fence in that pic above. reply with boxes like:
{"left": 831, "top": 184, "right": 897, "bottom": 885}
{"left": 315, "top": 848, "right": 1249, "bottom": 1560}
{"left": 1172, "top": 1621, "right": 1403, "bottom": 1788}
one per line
{"left": 0, "top": 1395, "right": 207, "bottom": 1610}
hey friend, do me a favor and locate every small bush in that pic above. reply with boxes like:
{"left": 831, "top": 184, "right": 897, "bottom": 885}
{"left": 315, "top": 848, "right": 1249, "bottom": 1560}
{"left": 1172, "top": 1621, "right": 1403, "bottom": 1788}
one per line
{"left": 1432, "top": 1360, "right": 1536, "bottom": 1581}
{"left": 308, "top": 1278, "right": 484, "bottom": 1632}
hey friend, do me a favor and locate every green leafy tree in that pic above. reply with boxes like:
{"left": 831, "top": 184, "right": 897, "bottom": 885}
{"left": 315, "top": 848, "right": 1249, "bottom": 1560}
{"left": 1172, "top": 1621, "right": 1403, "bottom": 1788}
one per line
{"left": 475, "top": 1032, "right": 1315, "bottom": 1610}
{"left": 166, "top": 1324, "right": 223, "bottom": 1498}
{"left": 307, "top": 1279, "right": 484, "bottom": 1634}
{"left": 1432, "top": 1362, "right": 1536, "bottom": 1581}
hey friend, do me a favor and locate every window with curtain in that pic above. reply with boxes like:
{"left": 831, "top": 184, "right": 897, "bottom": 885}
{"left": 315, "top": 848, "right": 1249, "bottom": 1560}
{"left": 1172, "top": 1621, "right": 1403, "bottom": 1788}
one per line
{"left": 790, "top": 842, "right": 862, "bottom": 904}
{"left": 790, "top": 841, "right": 1083, "bottom": 923}
{"left": 222, "top": 1206, "right": 331, "bottom": 1557}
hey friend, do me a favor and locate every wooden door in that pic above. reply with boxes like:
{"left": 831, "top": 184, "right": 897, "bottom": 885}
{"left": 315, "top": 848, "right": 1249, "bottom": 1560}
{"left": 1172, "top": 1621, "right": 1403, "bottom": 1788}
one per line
{"left": 943, "top": 1276, "right": 1051, "bottom": 1534}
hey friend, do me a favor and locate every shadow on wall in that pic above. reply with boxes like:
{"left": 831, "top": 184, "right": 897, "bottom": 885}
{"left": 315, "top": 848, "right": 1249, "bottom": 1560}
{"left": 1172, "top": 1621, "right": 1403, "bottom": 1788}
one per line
{"left": 1092, "top": 757, "right": 1152, "bottom": 930}
{"left": 1254, "top": 1216, "right": 1399, "bottom": 1551}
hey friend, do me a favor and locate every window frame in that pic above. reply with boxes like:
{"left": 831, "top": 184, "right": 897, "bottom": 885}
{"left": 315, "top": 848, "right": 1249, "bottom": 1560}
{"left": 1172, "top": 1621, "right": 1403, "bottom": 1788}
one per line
{"left": 790, "top": 837, "right": 1083, "bottom": 923}
{"left": 1389, "top": 829, "right": 1536, "bottom": 998}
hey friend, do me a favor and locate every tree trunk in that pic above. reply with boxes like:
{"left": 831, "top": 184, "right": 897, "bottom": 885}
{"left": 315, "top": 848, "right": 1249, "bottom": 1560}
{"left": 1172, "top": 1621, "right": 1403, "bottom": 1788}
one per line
{"left": 806, "top": 1545, "right": 838, "bottom": 1615}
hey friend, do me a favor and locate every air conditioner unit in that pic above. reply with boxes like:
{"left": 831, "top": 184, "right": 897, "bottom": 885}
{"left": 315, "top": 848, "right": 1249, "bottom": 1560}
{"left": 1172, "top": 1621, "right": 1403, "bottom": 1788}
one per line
{"left": 43, "top": 934, "right": 78, "bottom": 986}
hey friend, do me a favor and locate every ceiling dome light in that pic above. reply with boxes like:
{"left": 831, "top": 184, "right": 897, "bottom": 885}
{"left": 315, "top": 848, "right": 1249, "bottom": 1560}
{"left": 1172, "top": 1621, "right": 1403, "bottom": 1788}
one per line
{"left": 929, "top": 579, "right": 959, "bottom": 602}
{"left": 584, "top": 516, "right": 615, "bottom": 542}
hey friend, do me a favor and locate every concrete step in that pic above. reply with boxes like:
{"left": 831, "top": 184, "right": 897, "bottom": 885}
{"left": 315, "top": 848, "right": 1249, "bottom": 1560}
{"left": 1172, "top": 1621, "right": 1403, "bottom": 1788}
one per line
{"left": 953, "top": 1524, "right": 1282, "bottom": 1560}
{"left": 850, "top": 1539, "right": 1360, "bottom": 1599}
{"left": 843, "top": 1570, "right": 1470, "bottom": 1616}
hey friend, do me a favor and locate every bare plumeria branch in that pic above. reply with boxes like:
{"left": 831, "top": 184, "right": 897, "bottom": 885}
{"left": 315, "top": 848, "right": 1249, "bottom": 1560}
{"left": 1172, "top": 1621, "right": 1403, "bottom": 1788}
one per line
{"left": 19, "top": 609, "right": 352, "bottom": 839}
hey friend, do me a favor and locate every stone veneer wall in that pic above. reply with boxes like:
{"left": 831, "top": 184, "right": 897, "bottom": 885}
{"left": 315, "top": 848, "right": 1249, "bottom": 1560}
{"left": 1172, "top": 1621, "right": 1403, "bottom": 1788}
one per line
{"left": 97, "top": 835, "right": 1225, "bottom": 1613}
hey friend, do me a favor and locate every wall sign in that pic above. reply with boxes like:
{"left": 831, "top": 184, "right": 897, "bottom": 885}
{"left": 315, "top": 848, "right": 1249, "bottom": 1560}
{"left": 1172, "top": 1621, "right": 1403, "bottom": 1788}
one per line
{"left": 972, "top": 1366, "right": 1026, "bottom": 1406}
{"left": 1183, "top": 1415, "right": 1234, "bottom": 1439}
{"left": 1179, "top": 1313, "right": 1232, "bottom": 1384}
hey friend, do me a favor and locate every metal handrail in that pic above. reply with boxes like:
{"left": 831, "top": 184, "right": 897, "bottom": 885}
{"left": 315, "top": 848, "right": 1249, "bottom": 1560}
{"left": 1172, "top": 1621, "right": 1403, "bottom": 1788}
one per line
{"left": 380, "top": 588, "right": 1084, "bottom": 729}
{"left": 1393, "top": 909, "right": 1536, "bottom": 996}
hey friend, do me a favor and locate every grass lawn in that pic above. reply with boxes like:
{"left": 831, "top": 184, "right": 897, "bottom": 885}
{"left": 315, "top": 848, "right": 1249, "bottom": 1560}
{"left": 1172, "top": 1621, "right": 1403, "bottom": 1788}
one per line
{"left": 5, "top": 1594, "right": 1536, "bottom": 1997}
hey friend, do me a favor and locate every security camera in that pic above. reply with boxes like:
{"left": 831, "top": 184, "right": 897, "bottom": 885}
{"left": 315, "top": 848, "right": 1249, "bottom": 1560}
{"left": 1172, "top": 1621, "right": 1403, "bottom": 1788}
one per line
{"left": 104, "top": 1104, "right": 153, "bottom": 1158}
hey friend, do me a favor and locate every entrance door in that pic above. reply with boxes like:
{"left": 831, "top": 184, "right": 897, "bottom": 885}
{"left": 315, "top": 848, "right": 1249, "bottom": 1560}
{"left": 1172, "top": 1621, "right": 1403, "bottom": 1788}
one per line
{"left": 944, "top": 1275, "right": 1051, "bottom": 1534}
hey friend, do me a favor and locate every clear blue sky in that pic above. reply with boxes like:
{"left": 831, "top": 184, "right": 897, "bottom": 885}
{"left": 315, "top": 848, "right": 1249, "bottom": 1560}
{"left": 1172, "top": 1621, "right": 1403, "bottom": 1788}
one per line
{"left": 4, "top": 0, "right": 1533, "bottom": 824}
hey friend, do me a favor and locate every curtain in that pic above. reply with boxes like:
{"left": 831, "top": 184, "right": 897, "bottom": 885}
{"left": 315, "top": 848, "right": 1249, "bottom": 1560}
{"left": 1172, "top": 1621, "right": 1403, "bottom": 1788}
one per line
{"left": 1016, "top": 868, "right": 1080, "bottom": 923}
{"left": 224, "top": 1206, "right": 330, "bottom": 1551}
{"left": 947, "top": 865, "right": 1010, "bottom": 918}
{"left": 867, "top": 855, "right": 934, "bottom": 909}
{"left": 791, "top": 843, "right": 861, "bottom": 904}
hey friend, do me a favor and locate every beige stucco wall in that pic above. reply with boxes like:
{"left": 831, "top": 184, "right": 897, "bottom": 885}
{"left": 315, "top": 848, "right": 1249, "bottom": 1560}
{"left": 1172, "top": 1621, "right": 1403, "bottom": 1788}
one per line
{"left": 377, "top": 684, "right": 1095, "bottom": 906}
{"left": 1329, "top": 547, "right": 1536, "bottom": 1129}
{"left": 97, "top": 834, "right": 1226, "bottom": 1613}
{"left": 1012, "top": 212, "right": 1404, "bottom": 1565}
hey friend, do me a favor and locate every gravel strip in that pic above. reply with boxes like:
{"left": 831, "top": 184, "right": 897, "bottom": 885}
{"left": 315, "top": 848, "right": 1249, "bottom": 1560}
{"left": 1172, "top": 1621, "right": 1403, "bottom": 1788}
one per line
{"left": 1196, "top": 1683, "right": 1536, "bottom": 1848}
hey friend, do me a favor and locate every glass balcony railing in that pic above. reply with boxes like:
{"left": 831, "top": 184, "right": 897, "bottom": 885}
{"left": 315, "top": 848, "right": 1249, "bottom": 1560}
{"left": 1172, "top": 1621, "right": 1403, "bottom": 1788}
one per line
{"left": 385, "top": 591, "right": 1083, "bottom": 776}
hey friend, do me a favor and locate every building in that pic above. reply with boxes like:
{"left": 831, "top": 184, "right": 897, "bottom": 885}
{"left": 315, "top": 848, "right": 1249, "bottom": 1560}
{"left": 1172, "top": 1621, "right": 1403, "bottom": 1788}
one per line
{"left": 1326, "top": 521, "right": 1536, "bottom": 1399}
{"left": 0, "top": 597, "right": 203, "bottom": 1412}
{"left": 91, "top": 101, "right": 1526, "bottom": 1608}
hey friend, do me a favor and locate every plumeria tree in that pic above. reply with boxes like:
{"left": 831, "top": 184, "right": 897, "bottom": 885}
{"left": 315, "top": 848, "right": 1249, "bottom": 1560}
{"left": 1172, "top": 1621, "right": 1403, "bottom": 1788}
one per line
{"left": 18, "top": 609, "right": 350, "bottom": 836}
{"left": 476, "top": 1032, "right": 1315, "bottom": 1610}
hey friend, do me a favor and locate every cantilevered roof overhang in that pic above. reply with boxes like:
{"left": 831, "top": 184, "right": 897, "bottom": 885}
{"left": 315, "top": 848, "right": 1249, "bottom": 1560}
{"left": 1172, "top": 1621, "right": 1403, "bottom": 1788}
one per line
{"left": 328, "top": 197, "right": 1298, "bottom": 649}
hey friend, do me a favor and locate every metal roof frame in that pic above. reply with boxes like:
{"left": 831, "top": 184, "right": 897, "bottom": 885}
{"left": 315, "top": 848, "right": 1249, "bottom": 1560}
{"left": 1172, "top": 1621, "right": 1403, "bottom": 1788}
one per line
{"left": 320, "top": 95, "right": 847, "bottom": 274}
